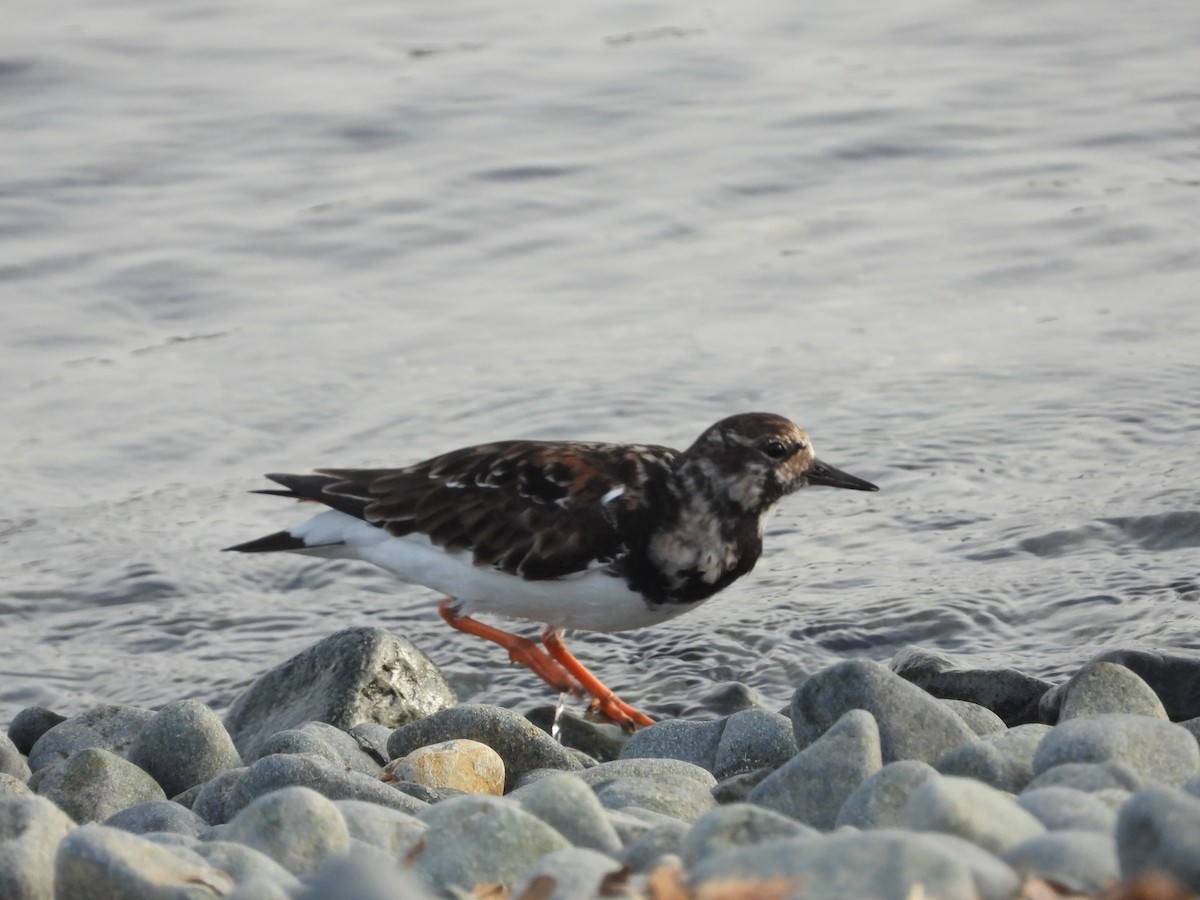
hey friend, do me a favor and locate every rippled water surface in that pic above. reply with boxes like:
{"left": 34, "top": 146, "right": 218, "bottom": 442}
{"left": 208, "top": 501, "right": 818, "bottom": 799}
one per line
{"left": 3, "top": 0, "right": 1199, "bottom": 724}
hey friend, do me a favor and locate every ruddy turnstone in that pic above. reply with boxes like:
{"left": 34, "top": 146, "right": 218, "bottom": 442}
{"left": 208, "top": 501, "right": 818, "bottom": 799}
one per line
{"left": 226, "top": 412, "right": 877, "bottom": 728}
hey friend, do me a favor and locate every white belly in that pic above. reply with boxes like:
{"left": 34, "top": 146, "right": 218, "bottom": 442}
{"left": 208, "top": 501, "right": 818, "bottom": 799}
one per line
{"left": 289, "top": 510, "right": 699, "bottom": 633}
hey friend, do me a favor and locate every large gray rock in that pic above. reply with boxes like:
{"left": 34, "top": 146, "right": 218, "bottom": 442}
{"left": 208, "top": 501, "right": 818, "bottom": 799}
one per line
{"left": 1032, "top": 714, "right": 1200, "bottom": 785}
{"left": 593, "top": 773, "right": 716, "bottom": 823}
{"left": 617, "top": 708, "right": 796, "bottom": 781}
{"left": 223, "top": 785, "right": 351, "bottom": 876}
{"left": 748, "top": 708, "right": 881, "bottom": 829}
{"left": 681, "top": 802, "right": 812, "bottom": 867}
{"left": 509, "top": 772, "right": 621, "bottom": 854}
{"left": 902, "top": 774, "right": 1045, "bottom": 854}
{"left": 934, "top": 723, "right": 1051, "bottom": 793}
{"left": 27, "top": 706, "right": 153, "bottom": 773}
{"left": 1054, "top": 661, "right": 1169, "bottom": 722}
{"left": 7, "top": 708, "right": 67, "bottom": 756}
{"left": 387, "top": 704, "right": 581, "bottom": 792}
{"left": 1002, "top": 830, "right": 1119, "bottom": 896}
{"left": 1116, "top": 785, "right": 1200, "bottom": 890}
{"left": 618, "top": 719, "right": 723, "bottom": 770}
{"left": 0, "top": 795, "right": 76, "bottom": 900}
{"left": 1039, "top": 649, "right": 1200, "bottom": 723}
{"left": 1025, "top": 759, "right": 1144, "bottom": 793}
{"left": 104, "top": 800, "right": 207, "bottom": 837}
{"left": 1016, "top": 787, "right": 1118, "bottom": 834}
{"left": 509, "top": 847, "right": 624, "bottom": 900}
{"left": 835, "top": 760, "right": 941, "bottom": 830}
{"left": 792, "top": 659, "right": 975, "bottom": 764}
{"left": 53, "top": 824, "right": 235, "bottom": 899}
{"left": 225, "top": 627, "right": 455, "bottom": 760}
{"left": 890, "top": 646, "right": 1050, "bottom": 726}
{"left": 256, "top": 721, "right": 380, "bottom": 775}
{"left": 36, "top": 748, "right": 165, "bottom": 823}
{"left": 224, "top": 752, "right": 427, "bottom": 820}
{"left": 127, "top": 700, "right": 242, "bottom": 798}
{"left": 412, "top": 795, "right": 571, "bottom": 893}
{"left": 0, "top": 733, "right": 31, "bottom": 781}
{"left": 333, "top": 799, "right": 426, "bottom": 858}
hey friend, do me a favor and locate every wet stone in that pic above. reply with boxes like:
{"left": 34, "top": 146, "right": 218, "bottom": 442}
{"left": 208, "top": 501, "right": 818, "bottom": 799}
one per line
{"left": 1002, "top": 830, "right": 1120, "bottom": 896}
{"left": 1116, "top": 785, "right": 1200, "bottom": 891}
{"left": 1039, "top": 649, "right": 1200, "bottom": 723}
{"left": 748, "top": 708, "right": 881, "bottom": 829}
{"left": 104, "top": 799, "right": 207, "bottom": 837}
{"left": 0, "top": 795, "right": 76, "bottom": 900}
{"left": 224, "top": 626, "right": 456, "bottom": 760}
{"left": 387, "top": 704, "right": 581, "bottom": 792}
{"left": 835, "top": 759, "right": 941, "bottom": 830}
{"left": 127, "top": 699, "right": 242, "bottom": 798}
{"left": 1032, "top": 714, "right": 1200, "bottom": 785}
{"left": 934, "top": 723, "right": 1052, "bottom": 793}
{"left": 7, "top": 708, "right": 67, "bottom": 757}
{"left": 792, "top": 659, "right": 975, "bottom": 764}
{"left": 223, "top": 785, "right": 351, "bottom": 876}
{"left": 36, "top": 747, "right": 165, "bottom": 823}
{"left": 1016, "top": 786, "right": 1118, "bottom": 834}
{"left": 27, "top": 705, "right": 154, "bottom": 773}
{"left": 1053, "top": 661, "right": 1169, "bottom": 722}
{"left": 890, "top": 645, "right": 1050, "bottom": 726}
{"left": 681, "top": 802, "right": 812, "bottom": 868}
{"left": 509, "top": 772, "right": 622, "bottom": 854}
{"left": 525, "top": 707, "right": 628, "bottom": 763}
{"left": 902, "top": 774, "right": 1045, "bottom": 855}
{"left": 384, "top": 738, "right": 505, "bottom": 795}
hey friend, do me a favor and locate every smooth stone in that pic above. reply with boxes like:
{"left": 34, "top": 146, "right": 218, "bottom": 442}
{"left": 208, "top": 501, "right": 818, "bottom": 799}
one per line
{"left": 1032, "top": 714, "right": 1200, "bottom": 785}
{"left": 711, "top": 767, "right": 773, "bottom": 804}
{"left": 593, "top": 774, "right": 716, "bottom": 823}
{"left": 934, "top": 723, "right": 1052, "bottom": 793}
{"left": 1002, "top": 830, "right": 1119, "bottom": 895}
{"left": 940, "top": 699, "right": 1007, "bottom": 736}
{"left": 104, "top": 800, "right": 207, "bottom": 837}
{"left": 254, "top": 729, "right": 342, "bottom": 767}
{"left": 36, "top": 748, "right": 165, "bottom": 823}
{"left": 223, "top": 785, "right": 351, "bottom": 876}
{"left": 902, "top": 774, "right": 1046, "bottom": 854}
{"left": 1186, "top": 773, "right": 1200, "bottom": 799}
{"left": 713, "top": 708, "right": 799, "bottom": 779}
{"left": 347, "top": 722, "right": 393, "bottom": 766}
{"left": 126, "top": 699, "right": 243, "bottom": 798}
{"left": 334, "top": 799, "right": 426, "bottom": 858}
{"left": 681, "top": 802, "right": 812, "bottom": 868}
{"left": 1025, "top": 759, "right": 1144, "bottom": 793}
{"left": 1039, "top": 649, "right": 1200, "bottom": 722}
{"left": 225, "top": 752, "right": 428, "bottom": 821}
{"left": 0, "top": 773, "right": 34, "bottom": 797}
{"left": 0, "top": 733, "right": 31, "bottom": 781}
{"left": 509, "top": 847, "right": 624, "bottom": 900}
{"left": 605, "top": 807, "right": 681, "bottom": 845}
{"left": 0, "top": 795, "right": 76, "bottom": 900}
{"left": 1116, "top": 785, "right": 1200, "bottom": 890}
{"left": 748, "top": 708, "right": 881, "bottom": 829}
{"left": 7, "top": 708, "right": 67, "bottom": 756}
{"left": 296, "top": 721, "right": 382, "bottom": 775}
{"left": 572, "top": 758, "right": 718, "bottom": 790}
{"left": 27, "top": 706, "right": 154, "bottom": 773}
{"left": 190, "top": 767, "right": 246, "bottom": 825}
{"left": 296, "top": 848, "right": 437, "bottom": 900}
{"left": 1092, "top": 788, "right": 1133, "bottom": 811}
{"left": 53, "top": 824, "right": 235, "bottom": 899}
{"left": 1016, "top": 786, "right": 1119, "bottom": 834}
{"left": 191, "top": 839, "right": 300, "bottom": 890}
{"left": 618, "top": 718, "right": 724, "bottom": 771}
{"left": 890, "top": 645, "right": 1050, "bottom": 726}
{"left": 509, "top": 772, "right": 622, "bottom": 854}
{"left": 387, "top": 704, "right": 581, "bottom": 792}
{"left": 389, "top": 781, "right": 465, "bottom": 804}
{"left": 1054, "top": 661, "right": 1169, "bottom": 722}
{"left": 792, "top": 659, "right": 975, "bottom": 764}
{"left": 617, "top": 820, "right": 688, "bottom": 871}
{"left": 412, "top": 795, "right": 571, "bottom": 892}
{"left": 525, "top": 706, "right": 628, "bottom": 763}
{"left": 835, "top": 760, "right": 941, "bottom": 830}
{"left": 224, "top": 626, "right": 455, "bottom": 760}
{"left": 384, "top": 738, "right": 504, "bottom": 795}
{"left": 689, "top": 829, "right": 1015, "bottom": 900}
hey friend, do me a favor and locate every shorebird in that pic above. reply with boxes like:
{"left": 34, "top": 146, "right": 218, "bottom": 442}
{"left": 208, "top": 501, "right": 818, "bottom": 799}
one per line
{"left": 226, "top": 412, "right": 878, "bottom": 728}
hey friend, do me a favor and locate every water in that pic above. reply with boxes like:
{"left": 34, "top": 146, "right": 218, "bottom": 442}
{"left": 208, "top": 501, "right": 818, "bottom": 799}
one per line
{"left": 3, "top": 0, "right": 1199, "bottom": 725}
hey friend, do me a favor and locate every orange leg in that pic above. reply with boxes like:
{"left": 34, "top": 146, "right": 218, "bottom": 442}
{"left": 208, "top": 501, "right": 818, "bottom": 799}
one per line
{"left": 438, "top": 599, "right": 584, "bottom": 698}
{"left": 541, "top": 627, "right": 654, "bottom": 730}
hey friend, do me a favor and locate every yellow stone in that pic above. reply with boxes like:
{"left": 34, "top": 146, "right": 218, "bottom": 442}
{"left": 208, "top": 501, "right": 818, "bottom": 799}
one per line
{"left": 382, "top": 739, "right": 505, "bottom": 796}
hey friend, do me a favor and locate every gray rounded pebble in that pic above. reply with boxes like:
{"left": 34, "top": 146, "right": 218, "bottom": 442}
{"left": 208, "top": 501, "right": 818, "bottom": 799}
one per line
{"left": 1092, "top": 788, "right": 1133, "bottom": 811}
{"left": 1039, "top": 649, "right": 1200, "bottom": 723}
{"left": 28, "top": 705, "right": 154, "bottom": 773}
{"left": 387, "top": 704, "right": 581, "bottom": 792}
{"left": 412, "top": 794, "right": 571, "bottom": 893}
{"left": 748, "top": 708, "right": 882, "bottom": 829}
{"left": 1032, "top": 714, "right": 1200, "bottom": 785}
{"left": 1058, "top": 661, "right": 1169, "bottom": 721}
{"left": 1002, "top": 829, "right": 1119, "bottom": 895}
{"left": 127, "top": 700, "right": 242, "bottom": 798}
{"left": 7, "top": 708, "right": 67, "bottom": 757}
{"left": 256, "top": 729, "right": 343, "bottom": 767}
{"left": 617, "top": 819, "right": 688, "bottom": 871}
{"left": 792, "top": 659, "right": 975, "bottom": 764}
{"left": 510, "top": 847, "right": 624, "bottom": 900}
{"left": 1116, "top": 785, "right": 1200, "bottom": 890}
{"left": 713, "top": 708, "right": 798, "bottom": 779}
{"left": 296, "top": 721, "right": 381, "bottom": 775}
{"left": 619, "top": 718, "right": 724, "bottom": 770}
{"left": 710, "top": 766, "right": 772, "bottom": 804}
{"left": 0, "top": 773, "right": 34, "bottom": 797}
{"left": 890, "top": 645, "right": 1050, "bottom": 726}
{"left": 0, "top": 733, "right": 31, "bottom": 781}
{"left": 510, "top": 772, "right": 622, "bottom": 854}
{"left": 36, "top": 747, "right": 165, "bottom": 823}
{"left": 593, "top": 773, "right": 716, "bottom": 823}
{"left": 574, "top": 757, "right": 717, "bottom": 790}
{"left": 224, "top": 626, "right": 456, "bottom": 760}
{"left": 1025, "top": 759, "right": 1144, "bottom": 793}
{"left": 835, "top": 759, "right": 941, "bottom": 830}
{"left": 225, "top": 752, "right": 427, "bottom": 821}
{"left": 681, "top": 802, "right": 813, "bottom": 868}
{"left": 347, "top": 722, "right": 394, "bottom": 765}
{"left": 53, "top": 823, "right": 235, "bottom": 899}
{"left": 334, "top": 799, "right": 426, "bottom": 858}
{"left": 190, "top": 767, "right": 246, "bottom": 825}
{"left": 0, "top": 795, "right": 76, "bottom": 900}
{"left": 934, "top": 723, "right": 1051, "bottom": 793}
{"left": 224, "top": 785, "right": 351, "bottom": 875}
{"left": 191, "top": 839, "right": 300, "bottom": 890}
{"left": 902, "top": 774, "right": 1045, "bottom": 854}
{"left": 1016, "top": 786, "right": 1118, "bottom": 834}
{"left": 104, "top": 800, "right": 207, "bottom": 837}
{"left": 940, "top": 699, "right": 1007, "bottom": 736}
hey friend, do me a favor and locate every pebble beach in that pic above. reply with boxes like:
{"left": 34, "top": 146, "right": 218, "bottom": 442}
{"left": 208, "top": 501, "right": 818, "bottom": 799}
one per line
{"left": 4, "top": 626, "right": 1200, "bottom": 899}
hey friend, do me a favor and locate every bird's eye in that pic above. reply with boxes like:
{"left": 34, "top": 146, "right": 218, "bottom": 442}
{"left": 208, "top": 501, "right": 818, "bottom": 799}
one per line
{"left": 759, "top": 439, "right": 790, "bottom": 460}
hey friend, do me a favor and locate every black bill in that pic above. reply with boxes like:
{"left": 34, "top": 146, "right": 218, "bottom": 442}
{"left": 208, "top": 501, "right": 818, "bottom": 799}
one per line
{"left": 807, "top": 459, "right": 879, "bottom": 492}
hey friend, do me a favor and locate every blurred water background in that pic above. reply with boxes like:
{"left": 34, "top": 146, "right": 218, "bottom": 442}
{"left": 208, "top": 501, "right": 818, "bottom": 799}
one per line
{"left": 2, "top": 0, "right": 1199, "bottom": 723}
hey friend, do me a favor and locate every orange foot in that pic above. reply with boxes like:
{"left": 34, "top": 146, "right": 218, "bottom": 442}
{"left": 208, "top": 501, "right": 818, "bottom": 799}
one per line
{"left": 542, "top": 627, "right": 654, "bottom": 730}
